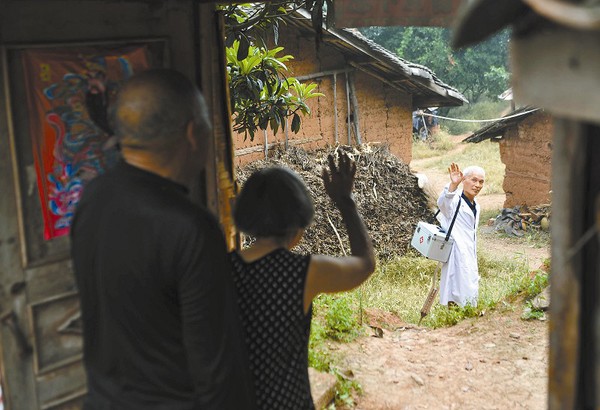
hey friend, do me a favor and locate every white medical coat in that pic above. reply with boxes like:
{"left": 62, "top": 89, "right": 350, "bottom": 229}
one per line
{"left": 437, "top": 184, "right": 481, "bottom": 307}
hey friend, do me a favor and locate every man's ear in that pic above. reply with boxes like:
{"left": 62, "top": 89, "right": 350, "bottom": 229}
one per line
{"left": 185, "top": 121, "right": 198, "bottom": 151}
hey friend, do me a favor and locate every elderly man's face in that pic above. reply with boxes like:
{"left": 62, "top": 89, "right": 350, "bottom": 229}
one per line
{"left": 463, "top": 172, "right": 484, "bottom": 201}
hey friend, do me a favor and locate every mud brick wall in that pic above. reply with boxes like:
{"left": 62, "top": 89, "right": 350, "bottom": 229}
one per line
{"left": 233, "top": 27, "right": 413, "bottom": 167}
{"left": 499, "top": 112, "right": 553, "bottom": 207}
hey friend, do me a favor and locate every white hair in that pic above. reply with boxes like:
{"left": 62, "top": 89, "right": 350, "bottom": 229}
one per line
{"left": 463, "top": 166, "right": 485, "bottom": 178}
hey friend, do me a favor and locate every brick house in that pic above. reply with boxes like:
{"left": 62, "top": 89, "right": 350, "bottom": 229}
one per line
{"left": 465, "top": 106, "right": 553, "bottom": 207}
{"left": 233, "top": 10, "right": 467, "bottom": 166}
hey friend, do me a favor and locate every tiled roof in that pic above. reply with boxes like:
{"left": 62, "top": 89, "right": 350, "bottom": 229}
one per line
{"left": 287, "top": 9, "right": 468, "bottom": 108}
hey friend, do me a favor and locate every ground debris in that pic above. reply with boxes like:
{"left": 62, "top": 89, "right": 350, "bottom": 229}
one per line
{"left": 493, "top": 204, "right": 551, "bottom": 236}
{"left": 236, "top": 144, "right": 436, "bottom": 259}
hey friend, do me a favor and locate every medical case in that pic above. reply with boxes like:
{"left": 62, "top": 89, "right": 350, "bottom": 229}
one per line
{"left": 410, "top": 221, "right": 454, "bottom": 263}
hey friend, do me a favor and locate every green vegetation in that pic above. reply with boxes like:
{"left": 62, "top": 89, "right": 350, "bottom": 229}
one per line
{"left": 412, "top": 130, "right": 455, "bottom": 159}
{"left": 222, "top": 2, "right": 329, "bottom": 140}
{"left": 442, "top": 99, "right": 512, "bottom": 135}
{"left": 413, "top": 132, "right": 505, "bottom": 196}
{"left": 356, "top": 248, "right": 530, "bottom": 328}
{"left": 521, "top": 265, "right": 550, "bottom": 320}
{"left": 359, "top": 27, "right": 510, "bottom": 104}
{"left": 310, "top": 247, "right": 547, "bottom": 334}
{"left": 309, "top": 294, "right": 364, "bottom": 407}
{"left": 493, "top": 227, "right": 552, "bottom": 250}
{"left": 226, "top": 41, "right": 324, "bottom": 140}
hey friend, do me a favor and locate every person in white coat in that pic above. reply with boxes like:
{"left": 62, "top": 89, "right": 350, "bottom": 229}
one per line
{"left": 437, "top": 163, "right": 485, "bottom": 307}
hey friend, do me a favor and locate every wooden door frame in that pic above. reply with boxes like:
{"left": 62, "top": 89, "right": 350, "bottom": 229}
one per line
{"left": 0, "top": 2, "right": 235, "bottom": 409}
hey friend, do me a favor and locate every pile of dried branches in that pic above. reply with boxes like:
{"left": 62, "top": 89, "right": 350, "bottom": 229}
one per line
{"left": 235, "top": 144, "right": 436, "bottom": 259}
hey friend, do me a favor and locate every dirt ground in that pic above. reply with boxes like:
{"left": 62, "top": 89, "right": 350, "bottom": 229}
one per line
{"left": 332, "top": 140, "right": 550, "bottom": 410}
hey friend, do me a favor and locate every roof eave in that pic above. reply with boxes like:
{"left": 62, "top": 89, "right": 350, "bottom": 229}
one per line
{"left": 288, "top": 9, "right": 467, "bottom": 107}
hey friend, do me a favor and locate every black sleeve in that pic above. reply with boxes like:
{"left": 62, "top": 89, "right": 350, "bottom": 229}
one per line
{"left": 177, "top": 214, "right": 257, "bottom": 410}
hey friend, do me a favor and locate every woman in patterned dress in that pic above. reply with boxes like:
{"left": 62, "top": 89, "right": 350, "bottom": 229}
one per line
{"left": 230, "top": 152, "right": 376, "bottom": 409}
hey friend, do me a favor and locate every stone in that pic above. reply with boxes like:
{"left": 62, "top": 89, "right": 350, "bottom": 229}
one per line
{"left": 309, "top": 368, "right": 337, "bottom": 410}
{"left": 411, "top": 374, "right": 425, "bottom": 386}
{"left": 532, "top": 286, "right": 551, "bottom": 310}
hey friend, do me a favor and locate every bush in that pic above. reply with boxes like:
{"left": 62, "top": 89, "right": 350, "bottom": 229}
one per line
{"left": 324, "top": 295, "right": 361, "bottom": 342}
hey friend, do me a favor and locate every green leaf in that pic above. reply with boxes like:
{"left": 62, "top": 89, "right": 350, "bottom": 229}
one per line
{"left": 237, "top": 34, "right": 250, "bottom": 61}
{"left": 225, "top": 33, "right": 236, "bottom": 48}
{"left": 273, "top": 22, "right": 279, "bottom": 45}
{"left": 291, "top": 113, "right": 301, "bottom": 133}
{"left": 270, "top": 115, "right": 280, "bottom": 135}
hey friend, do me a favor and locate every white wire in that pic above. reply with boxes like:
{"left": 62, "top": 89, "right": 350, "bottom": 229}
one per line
{"left": 420, "top": 108, "right": 540, "bottom": 123}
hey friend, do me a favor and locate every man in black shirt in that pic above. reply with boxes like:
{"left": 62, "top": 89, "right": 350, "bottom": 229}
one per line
{"left": 71, "top": 69, "right": 256, "bottom": 410}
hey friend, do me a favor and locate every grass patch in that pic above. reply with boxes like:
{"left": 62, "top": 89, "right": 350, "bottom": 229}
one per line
{"left": 492, "top": 228, "right": 552, "bottom": 249}
{"left": 308, "top": 244, "right": 542, "bottom": 334}
{"left": 309, "top": 294, "right": 365, "bottom": 407}
{"left": 352, "top": 248, "right": 531, "bottom": 328}
{"left": 412, "top": 130, "right": 455, "bottom": 160}
{"left": 479, "top": 208, "right": 502, "bottom": 227}
{"left": 412, "top": 125, "right": 505, "bottom": 196}
{"left": 521, "top": 265, "right": 550, "bottom": 320}
{"left": 425, "top": 140, "right": 505, "bottom": 195}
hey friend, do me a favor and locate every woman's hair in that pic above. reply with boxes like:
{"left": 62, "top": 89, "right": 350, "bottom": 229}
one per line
{"left": 234, "top": 166, "right": 315, "bottom": 238}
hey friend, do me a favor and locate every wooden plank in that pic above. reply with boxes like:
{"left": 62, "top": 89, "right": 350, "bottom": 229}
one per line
{"left": 198, "top": 5, "right": 238, "bottom": 250}
{"left": 512, "top": 26, "right": 600, "bottom": 125}
{"left": 345, "top": 72, "right": 351, "bottom": 145}
{"left": 295, "top": 68, "right": 350, "bottom": 82}
{"left": 333, "top": 73, "right": 338, "bottom": 144}
{"left": 348, "top": 72, "right": 362, "bottom": 144}
{"left": 548, "top": 118, "right": 584, "bottom": 410}
{"left": 578, "top": 125, "right": 600, "bottom": 406}
{"left": 0, "top": 43, "right": 38, "bottom": 410}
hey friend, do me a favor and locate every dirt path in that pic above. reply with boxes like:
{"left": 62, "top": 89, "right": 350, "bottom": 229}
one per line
{"left": 332, "top": 222, "right": 550, "bottom": 410}
{"left": 336, "top": 305, "right": 548, "bottom": 410}
{"left": 330, "top": 141, "right": 550, "bottom": 409}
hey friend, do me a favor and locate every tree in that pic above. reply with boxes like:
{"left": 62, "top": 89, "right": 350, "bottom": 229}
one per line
{"left": 359, "top": 26, "right": 510, "bottom": 104}
{"left": 221, "top": 2, "right": 331, "bottom": 140}
{"left": 226, "top": 41, "right": 323, "bottom": 140}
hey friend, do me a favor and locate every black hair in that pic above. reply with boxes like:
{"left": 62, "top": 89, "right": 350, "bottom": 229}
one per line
{"left": 113, "top": 69, "right": 211, "bottom": 146}
{"left": 234, "top": 167, "right": 315, "bottom": 238}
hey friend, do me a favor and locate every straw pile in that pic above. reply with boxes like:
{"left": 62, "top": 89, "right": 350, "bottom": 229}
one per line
{"left": 236, "top": 144, "right": 437, "bottom": 259}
